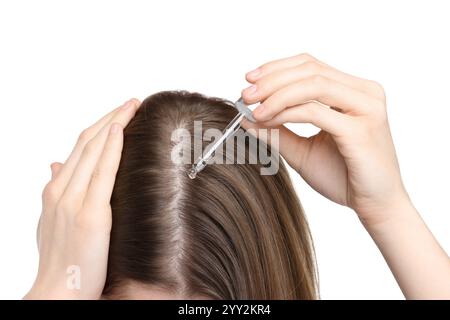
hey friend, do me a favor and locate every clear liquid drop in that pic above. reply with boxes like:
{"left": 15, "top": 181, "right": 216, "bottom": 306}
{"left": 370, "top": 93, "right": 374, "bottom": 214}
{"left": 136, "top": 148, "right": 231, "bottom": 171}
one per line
{"left": 187, "top": 166, "right": 197, "bottom": 179}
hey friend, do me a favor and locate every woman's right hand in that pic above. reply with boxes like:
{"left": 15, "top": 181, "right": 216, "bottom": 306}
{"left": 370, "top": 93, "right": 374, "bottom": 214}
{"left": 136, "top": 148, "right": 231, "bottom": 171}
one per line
{"left": 242, "top": 53, "right": 450, "bottom": 299}
{"left": 241, "top": 53, "right": 409, "bottom": 227}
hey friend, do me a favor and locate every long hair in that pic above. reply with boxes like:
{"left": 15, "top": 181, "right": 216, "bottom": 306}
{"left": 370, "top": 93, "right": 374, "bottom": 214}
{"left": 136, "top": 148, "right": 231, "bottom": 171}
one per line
{"left": 103, "top": 91, "right": 318, "bottom": 299}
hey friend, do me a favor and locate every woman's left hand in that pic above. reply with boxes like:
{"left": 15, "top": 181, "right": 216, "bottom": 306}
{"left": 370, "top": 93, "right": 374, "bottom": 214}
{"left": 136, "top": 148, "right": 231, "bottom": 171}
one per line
{"left": 25, "top": 99, "right": 140, "bottom": 299}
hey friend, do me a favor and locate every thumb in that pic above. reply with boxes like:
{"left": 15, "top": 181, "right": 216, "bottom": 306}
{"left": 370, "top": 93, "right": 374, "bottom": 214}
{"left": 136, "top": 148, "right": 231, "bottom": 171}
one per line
{"left": 50, "top": 162, "right": 63, "bottom": 179}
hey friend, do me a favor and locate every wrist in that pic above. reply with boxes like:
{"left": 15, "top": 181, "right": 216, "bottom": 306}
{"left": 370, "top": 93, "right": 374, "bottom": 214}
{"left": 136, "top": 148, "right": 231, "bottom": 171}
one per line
{"left": 356, "top": 191, "right": 416, "bottom": 231}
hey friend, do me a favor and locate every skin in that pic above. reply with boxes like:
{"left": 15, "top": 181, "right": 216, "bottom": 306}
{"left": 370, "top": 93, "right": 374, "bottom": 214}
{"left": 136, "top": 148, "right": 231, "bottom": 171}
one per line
{"left": 25, "top": 99, "right": 140, "bottom": 299}
{"left": 241, "top": 53, "right": 450, "bottom": 299}
{"left": 25, "top": 54, "right": 450, "bottom": 299}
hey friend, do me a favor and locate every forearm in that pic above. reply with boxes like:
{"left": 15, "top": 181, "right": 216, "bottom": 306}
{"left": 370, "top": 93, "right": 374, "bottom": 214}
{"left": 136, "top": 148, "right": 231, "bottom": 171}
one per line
{"left": 361, "top": 197, "right": 450, "bottom": 299}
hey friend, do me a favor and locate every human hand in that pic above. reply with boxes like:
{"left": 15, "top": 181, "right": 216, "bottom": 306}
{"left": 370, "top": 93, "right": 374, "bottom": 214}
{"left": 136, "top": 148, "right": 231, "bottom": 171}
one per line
{"left": 242, "top": 53, "right": 409, "bottom": 226}
{"left": 25, "top": 99, "right": 140, "bottom": 299}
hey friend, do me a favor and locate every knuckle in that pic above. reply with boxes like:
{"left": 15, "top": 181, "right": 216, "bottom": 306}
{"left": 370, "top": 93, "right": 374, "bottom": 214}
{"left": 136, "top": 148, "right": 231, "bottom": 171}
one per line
{"left": 42, "top": 181, "right": 59, "bottom": 204}
{"left": 77, "top": 128, "right": 93, "bottom": 145}
{"left": 83, "top": 139, "right": 96, "bottom": 155}
{"left": 367, "top": 80, "right": 386, "bottom": 100}
{"left": 302, "top": 60, "right": 321, "bottom": 74}
{"left": 297, "top": 52, "right": 316, "bottom": 61}
{"left": 367, "top": 80, "right": 384, "bottom": 92}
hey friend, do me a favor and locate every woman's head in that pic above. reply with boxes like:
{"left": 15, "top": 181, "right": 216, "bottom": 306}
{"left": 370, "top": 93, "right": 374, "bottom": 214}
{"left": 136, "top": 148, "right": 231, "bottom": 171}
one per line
{"left": 103, "top": 91, "right": 317, "bottom": 299}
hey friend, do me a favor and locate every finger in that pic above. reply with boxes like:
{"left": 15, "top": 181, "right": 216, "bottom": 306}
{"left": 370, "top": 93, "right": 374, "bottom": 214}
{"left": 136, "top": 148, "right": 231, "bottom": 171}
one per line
{"left": 241, "top": 120, "right": 310, "bottom": 171}
{"left": 84, "top": 123, "right": 123, "bottom": 208}
{"left": 261, "top": 102, "right": 352, "bottom": 137}
{"left": 243, "top": 60, "right": 383, "bottom": 105}
{"left": 245, "top": 53, "right": 320, "bottom": 82}
{"left": 53, "top": 99, "right": 139, "bottom": 195}
{"left": 60, "top": 101, "right": 138, "bottom": 207}
{"left": 253, "top": 76, "right": 380, "bottom": 122}
{"left": 36, "top": 216, "right": 41, "bottom": 251}
{"left": 50, "top": 162, "right": 63, "bottom": 179}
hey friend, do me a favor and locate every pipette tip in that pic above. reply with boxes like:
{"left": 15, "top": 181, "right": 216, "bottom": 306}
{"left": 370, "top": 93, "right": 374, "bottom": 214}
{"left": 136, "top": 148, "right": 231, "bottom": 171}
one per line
{"left": 187, "top": 166, "right": 197, "bottom": 179}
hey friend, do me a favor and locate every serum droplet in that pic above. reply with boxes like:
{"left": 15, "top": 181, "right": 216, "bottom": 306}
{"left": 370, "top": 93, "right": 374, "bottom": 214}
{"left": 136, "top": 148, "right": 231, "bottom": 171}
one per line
{"left": 187, "top": 166, "right": 197, "bottom": 179}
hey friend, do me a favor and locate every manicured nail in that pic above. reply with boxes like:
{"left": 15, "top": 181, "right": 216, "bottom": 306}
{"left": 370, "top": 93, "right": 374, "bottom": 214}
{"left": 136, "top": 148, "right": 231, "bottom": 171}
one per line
{"left": 110, "top": 123, "right": 121, "bottom": 134}
{"left": 244, "top": 84, "right": 258, "bottom": 96}
{"left": 253, "top": 104, "right": 265, "bottom": 117}
{"left": 247, "top": 68, "right": 261, "bottom": 79}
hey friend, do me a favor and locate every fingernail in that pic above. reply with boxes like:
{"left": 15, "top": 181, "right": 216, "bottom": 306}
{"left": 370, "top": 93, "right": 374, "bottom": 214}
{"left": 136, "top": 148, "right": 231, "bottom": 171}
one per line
{"left": 110, "top": 123, "right": 121, "bottom": 134}
{"left": 253, "top": 104, "right": 265, "bottom": 117}
{"left": 247, "top": 68, "right": 261, "bottom": 79}
{"left": 244, "top": 84, "right": 258, "bottom": 96}
{"left": 122, "top": 100, "right": 133, "bottom": 110}
{"left": 129, "top": 98, "right": 140, "bottom": 109}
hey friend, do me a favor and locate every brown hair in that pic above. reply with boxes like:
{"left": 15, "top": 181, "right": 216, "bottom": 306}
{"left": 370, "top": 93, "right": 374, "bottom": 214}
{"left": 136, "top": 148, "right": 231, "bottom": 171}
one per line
{"left": 103, "top": 91, "right": 318, "bottom": 299}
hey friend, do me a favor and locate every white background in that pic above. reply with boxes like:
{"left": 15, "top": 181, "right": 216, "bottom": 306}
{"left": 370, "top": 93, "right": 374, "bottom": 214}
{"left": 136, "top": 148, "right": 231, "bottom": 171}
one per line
{"left": 0, "top": 0, "right": 449, "bottom": 299}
